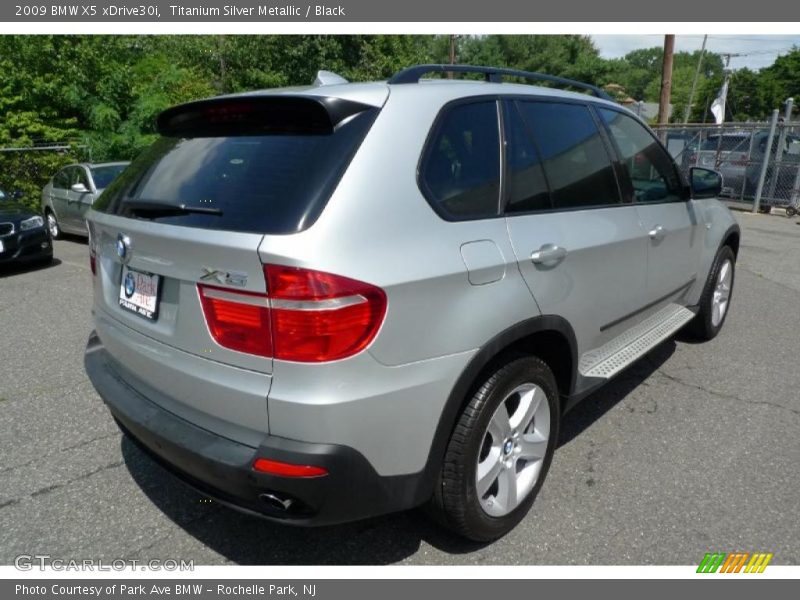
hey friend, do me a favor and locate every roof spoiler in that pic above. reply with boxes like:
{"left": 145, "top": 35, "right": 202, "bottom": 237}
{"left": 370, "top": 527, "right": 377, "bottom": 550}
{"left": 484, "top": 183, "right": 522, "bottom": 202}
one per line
{"left": 388, "top": 64, "right": 613, "bottom": 101}
{"left": 156, "top": 95, "right": 372, "bottom": 137}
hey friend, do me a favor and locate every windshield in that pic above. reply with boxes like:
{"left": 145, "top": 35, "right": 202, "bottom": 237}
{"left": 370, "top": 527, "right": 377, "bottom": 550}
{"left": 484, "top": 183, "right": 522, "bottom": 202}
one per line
{"left": 91, "top": 164, "right": 129, "bottom": 189}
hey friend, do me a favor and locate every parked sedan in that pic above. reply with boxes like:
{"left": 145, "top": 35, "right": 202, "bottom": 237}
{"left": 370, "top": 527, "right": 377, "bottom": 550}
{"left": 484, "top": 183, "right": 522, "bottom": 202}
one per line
{"left": 0, "top": 190, "right": 53, "bottom": 266}
{"left": 41, "top": 162, "right": 129, "bottom": 238}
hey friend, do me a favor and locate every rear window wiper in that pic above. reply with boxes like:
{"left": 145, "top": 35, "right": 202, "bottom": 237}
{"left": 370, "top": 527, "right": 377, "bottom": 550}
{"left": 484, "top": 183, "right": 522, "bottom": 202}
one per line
{"left": 121, "top": 199, "right": 223, "bottom": 217}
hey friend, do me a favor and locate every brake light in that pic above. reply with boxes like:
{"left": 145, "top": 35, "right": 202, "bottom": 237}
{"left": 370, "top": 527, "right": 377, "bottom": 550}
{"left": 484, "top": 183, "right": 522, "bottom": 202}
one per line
{"left": 252, "top": 458, "right": 328, "bottom": 478}
{"left": 197, "top": 266, "right": 386, "bottom": 362}
{"left": 266, "top": 265, "right": 387, "bottom": 363}
{"left": 197, "top": 285, "right": 273, "bottom": 358}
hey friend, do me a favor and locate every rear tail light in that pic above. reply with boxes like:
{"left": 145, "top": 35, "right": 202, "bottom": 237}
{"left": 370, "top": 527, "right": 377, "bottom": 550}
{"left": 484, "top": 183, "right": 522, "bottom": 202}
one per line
{"left": 198, "top": 265, "right": 387, "bottom": 363}
{"left": 197, "top": 286, "right": 273, "bottom": 358}
{"left": 266, "top": 265, "right": 387, "bottom": 362}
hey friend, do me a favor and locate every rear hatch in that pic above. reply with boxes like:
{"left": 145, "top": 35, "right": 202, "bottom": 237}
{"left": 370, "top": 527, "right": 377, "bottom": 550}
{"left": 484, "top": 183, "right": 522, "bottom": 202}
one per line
{"left": 88, "top": 91, "right": 383, "bottom": 440}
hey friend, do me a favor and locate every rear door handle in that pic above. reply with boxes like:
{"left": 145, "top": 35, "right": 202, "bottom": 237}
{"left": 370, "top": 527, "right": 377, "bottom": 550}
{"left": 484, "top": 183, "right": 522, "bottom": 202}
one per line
{"left": 531, "top": 244, "right": 567, "bottom": 264}
{"left": 648, "top": 225, "right": 666, "bottom": 241}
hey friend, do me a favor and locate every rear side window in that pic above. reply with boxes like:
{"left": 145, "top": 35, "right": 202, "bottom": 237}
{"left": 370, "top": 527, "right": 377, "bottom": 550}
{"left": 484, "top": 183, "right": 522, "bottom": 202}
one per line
{"left": 419, "top": 101, "right": 501, "bottom": 220}
{"left": 53, "top": 169, "right": 70, "bottom": 190}
{"left": 503, "top": 101, "right": 551, "bottom": 213}
{"left": 95, "top": 106, "right": 378, "bottom": 235}
{"left": 91, "top": 164, "right": 128, "bottom": 189}
{"left": 517, "top": 101, "right": 620, "bottom": 210}
{"left": 599, "top": 109, "right": 683, "bottom": 204}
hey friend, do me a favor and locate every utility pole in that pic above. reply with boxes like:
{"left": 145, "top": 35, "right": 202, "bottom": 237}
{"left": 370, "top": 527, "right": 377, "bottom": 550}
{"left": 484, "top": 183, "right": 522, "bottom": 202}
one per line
{"left": 217, "top": 35, "right": 228, "bottom": 93}
{"left": 684, "top": 34, "right": 707, "bottom": 123}
{"left": 447, "top": 35, "right": 459, "bottom": 79}
{"left": 658, "top": 35, "right": 675, "bottom": 129}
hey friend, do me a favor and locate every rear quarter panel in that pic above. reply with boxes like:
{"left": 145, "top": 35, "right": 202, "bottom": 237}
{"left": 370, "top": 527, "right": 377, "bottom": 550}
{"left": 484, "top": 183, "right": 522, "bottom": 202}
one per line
{"left": 256, "top": 85, "right": 541, "bottom": 367}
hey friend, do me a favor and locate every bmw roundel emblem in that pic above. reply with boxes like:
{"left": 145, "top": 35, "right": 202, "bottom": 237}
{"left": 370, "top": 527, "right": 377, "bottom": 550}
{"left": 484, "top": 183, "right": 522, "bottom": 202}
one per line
{"left": 124, "top": 272, "right": 135, "bottom": 298}
{"left": 116, "top": 234, "right": 131, "bottom": 263}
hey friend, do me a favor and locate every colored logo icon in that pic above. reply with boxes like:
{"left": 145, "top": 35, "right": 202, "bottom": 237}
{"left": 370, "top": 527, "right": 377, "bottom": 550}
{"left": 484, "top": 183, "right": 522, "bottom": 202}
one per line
{"left": 697, "top": 552, "right": 773, "bottom": 573}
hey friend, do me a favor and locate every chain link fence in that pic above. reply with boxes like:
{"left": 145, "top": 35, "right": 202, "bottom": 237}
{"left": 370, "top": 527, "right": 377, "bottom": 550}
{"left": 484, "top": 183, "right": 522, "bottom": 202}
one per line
{"left": 652, "top": 121, "right": 800, "bottom": 214}
{"left": 0, "top": 142, "right": 92, "bottom": 213}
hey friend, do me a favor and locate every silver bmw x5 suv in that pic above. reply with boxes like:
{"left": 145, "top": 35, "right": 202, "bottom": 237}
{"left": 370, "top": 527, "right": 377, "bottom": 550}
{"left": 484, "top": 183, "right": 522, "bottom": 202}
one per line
{"left": 84, "top": 65, "right": 739, "bottom": 541}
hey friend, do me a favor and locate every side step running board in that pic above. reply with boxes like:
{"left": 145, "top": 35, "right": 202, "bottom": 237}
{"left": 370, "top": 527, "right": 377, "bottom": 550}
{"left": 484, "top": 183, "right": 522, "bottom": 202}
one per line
{"left": 579, "top": 304, "right": 695, "bottom": 379}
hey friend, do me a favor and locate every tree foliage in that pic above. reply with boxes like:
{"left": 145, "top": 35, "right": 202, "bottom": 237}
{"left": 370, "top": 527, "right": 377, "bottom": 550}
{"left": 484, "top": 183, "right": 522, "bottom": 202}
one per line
{"left": 1, "top": 35, "right": 798, "bottom": 212}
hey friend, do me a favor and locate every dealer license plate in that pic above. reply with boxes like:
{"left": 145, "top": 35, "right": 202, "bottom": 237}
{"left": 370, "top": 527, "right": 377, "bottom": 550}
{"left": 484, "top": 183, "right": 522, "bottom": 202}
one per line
{"left": 119, "top": 265, "right": 161, "bottom": 321}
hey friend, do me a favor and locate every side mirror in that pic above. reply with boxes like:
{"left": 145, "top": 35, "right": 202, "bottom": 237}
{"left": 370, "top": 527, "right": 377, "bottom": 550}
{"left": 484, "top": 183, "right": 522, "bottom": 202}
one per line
{"left": 690, "top": 167, "right": 722, "bottom": 199}
{"left": 71, "top": 183, "right": 90, "bottom": 194}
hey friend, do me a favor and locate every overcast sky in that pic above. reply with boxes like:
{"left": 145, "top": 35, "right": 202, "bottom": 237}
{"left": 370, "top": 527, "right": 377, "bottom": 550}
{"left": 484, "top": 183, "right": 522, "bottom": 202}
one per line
{"left": 591, "top": 35, "right": 800, "bottom": 70}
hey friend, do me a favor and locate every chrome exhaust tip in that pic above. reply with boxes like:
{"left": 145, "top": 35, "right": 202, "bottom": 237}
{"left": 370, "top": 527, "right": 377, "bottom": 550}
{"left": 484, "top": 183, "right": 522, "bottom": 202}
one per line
{"left": 259, "top": 492, "right": 294, "bottom": 512}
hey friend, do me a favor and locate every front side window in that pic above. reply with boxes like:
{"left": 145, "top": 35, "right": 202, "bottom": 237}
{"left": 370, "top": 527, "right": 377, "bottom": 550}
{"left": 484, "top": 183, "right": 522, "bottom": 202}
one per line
{"left": 517, "top": 101, "right": 620, "bottom": 209}
{"left": 71, "top": 167, "right": 90, "bottom": 189}
{"left": 599, "top": 109, "right": 683, "bottom": 204}
{"left": 420, "top": 101, "right": 501, "bottom": 220}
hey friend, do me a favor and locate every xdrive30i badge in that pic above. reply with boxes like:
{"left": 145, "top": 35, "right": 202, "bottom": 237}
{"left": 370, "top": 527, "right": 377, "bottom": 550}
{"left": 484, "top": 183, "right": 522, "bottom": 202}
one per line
{"left": 200, "top": 267, "right": 248, "bottom": 287}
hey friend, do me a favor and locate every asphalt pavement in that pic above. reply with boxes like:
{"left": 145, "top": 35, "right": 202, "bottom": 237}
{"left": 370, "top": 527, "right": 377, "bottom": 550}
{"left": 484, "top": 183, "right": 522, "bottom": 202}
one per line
{"left": 0, "top": 213, "right": 798, "bottom": 565}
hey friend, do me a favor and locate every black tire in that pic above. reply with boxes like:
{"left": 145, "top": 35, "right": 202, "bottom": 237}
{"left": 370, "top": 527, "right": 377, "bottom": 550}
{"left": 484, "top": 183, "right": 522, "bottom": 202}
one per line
{"left": 684, "top": 245, "right": 736, "bottom": 341}
{"left": 431, "top": 355, "right": 559, "bottom": 542}
{"left": 45, "top": 210, "right": 61, "bottom": 240}
{"left": 786, "top": 206, "right": 797, "bottom": 218}
{"left": 758, "top": 205, "right": 771, "bottom": 214}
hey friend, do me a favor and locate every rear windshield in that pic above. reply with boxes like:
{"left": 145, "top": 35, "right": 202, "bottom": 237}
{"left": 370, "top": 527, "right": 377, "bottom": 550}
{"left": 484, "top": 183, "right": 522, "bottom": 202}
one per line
{"left": 91, "top": 164, "right": 128, "bottom": 189}
{"left": 95, "top": 108, "right": 377, "bottom": 235}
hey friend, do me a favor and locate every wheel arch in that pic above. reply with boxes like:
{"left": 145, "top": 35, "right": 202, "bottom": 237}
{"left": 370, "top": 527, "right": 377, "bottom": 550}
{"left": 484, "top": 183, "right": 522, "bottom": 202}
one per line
{"left": 413, "top": 315, "right": 577, "bottom": 502}
{"left": 723, "top": 225, "right": 740, "bottom": 257}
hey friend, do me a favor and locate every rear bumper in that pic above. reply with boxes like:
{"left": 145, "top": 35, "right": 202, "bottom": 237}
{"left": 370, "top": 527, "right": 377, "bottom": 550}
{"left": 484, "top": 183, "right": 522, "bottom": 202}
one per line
{"left": 84, "top": 331, "right": 427, "bottom": 526}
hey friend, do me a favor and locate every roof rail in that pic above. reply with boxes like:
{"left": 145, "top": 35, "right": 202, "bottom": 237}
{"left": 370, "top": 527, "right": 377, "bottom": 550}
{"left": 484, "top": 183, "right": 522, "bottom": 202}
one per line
{"left": 388, "top": 64, "right": 613, "bottom": 101}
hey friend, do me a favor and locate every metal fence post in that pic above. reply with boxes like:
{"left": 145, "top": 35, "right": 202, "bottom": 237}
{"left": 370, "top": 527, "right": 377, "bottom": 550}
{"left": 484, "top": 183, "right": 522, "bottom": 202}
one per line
{"left": 790, "top": 143, "right": 800, "bottom": 211}
{"left": 767, "top": 98, "right": 793, "bottom": 199}
{"left": 753, "top": 109, "right": 779, "bottom": 214}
